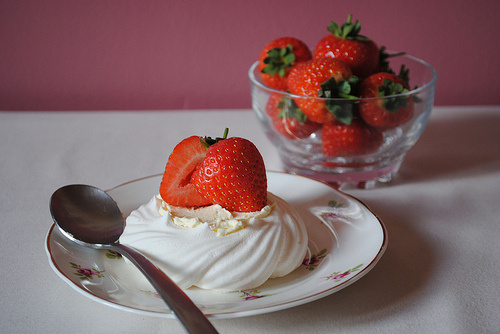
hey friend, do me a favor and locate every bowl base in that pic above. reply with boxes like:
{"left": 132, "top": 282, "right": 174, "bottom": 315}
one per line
{"left": 284, "top": 161, "right": 402, "bottom": 190}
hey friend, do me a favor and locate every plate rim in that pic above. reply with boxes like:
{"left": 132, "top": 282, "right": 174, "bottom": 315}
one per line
{"left": 45, "top": 170, "right": 388, "bottom": 319}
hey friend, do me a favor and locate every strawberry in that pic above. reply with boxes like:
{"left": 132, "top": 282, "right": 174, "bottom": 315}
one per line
{"left": 191, "top": 137, "right": 267, "bottom": 212}
{"left": 266, "top": 93, "right": 321, "bottom": 139}
{"left": 314, "top": 15, "right": 379, "bottom": 78}
{"left": 258, "top": 37, "right": 312, "bottom": 90}
{"left": 286, "top": 57, "right": 357, "bottom": 124}
{"left": 359, "top": 71, "right": 413, "bottom": 128}
{"left": 322, "top": 118, "right": 383, "bottom": 157}
{"left": 159, "top": 136, "right": 212, "bottom": 207}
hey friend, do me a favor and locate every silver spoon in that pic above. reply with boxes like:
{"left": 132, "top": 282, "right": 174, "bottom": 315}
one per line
{"left": 49, "top": 184, "right": 218, "bottom": 334}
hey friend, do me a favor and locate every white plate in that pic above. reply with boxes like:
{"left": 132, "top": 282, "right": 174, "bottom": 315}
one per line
{"left": 45, "top": 171, "right": 387, "bottom": 319}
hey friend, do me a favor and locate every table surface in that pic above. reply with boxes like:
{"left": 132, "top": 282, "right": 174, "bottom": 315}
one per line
{"left": 1, "top": 106, "right": 499, "bottom": 334}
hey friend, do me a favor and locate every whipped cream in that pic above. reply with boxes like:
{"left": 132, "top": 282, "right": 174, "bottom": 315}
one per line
{"left": 119, "top": 192, "right": 308, "bottom": 292}
{"left": 159, "top": 194, "right": 274, "bottom": 236}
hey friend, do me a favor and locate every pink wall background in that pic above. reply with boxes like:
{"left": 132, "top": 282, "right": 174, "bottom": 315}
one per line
{"left": 1, "top": 0, "right": 499, "bottom": 111}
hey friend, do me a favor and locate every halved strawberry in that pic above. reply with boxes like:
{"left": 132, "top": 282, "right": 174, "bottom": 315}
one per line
{"left": 159, "top": 136, "right": 212, "bottom": 207}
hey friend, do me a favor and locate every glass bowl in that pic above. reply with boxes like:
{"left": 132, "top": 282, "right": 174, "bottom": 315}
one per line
{"left": 249, "top": 52, "right": 437, "bottom": 188}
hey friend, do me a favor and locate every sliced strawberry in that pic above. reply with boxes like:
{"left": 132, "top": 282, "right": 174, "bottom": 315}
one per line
{"left": 159, "top": 136, "right": 212, "bottom": 207}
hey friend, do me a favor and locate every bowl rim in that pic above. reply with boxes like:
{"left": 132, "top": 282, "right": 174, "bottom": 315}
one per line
{"left": 248, "top": 51, "right": 438, "bottom": 101}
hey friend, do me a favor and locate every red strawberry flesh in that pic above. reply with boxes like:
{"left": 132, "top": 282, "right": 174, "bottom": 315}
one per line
{"left": 159, "top": 136, "right": 211, "bottom": 207}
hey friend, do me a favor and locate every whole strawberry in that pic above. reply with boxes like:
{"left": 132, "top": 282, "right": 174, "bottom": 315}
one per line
{"left": 266, "top": 93, "right": 321, "bottom": 139}
{"left": 322, "top": 118, "right": 383, "bottom": 157}
{"left": 314, "top": 15, "right": 379, "bottom": 78}
{"left": 287, "top": 57, "right": 357, "bottom": 124}
{"left": 359, "top": 71, "right": 413, "bottom": 128}
{"left": 258, "top": 37, "right": 312, "bottom": 90}
{"left": 192, "top": 136, "right": 267, "bottom": 212}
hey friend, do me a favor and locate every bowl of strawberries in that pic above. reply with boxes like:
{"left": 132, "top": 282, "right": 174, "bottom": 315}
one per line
{"left": 249, "top": 15, "right": 437, "bottom": 188}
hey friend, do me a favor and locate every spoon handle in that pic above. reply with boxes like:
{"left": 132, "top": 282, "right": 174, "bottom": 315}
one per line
{"left": 110, "top": 243, "right": 218, "bottom": 334}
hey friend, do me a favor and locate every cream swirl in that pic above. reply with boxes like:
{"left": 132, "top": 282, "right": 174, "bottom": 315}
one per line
{"left": 119, "top": 192, "right": 308, "bottom": 292}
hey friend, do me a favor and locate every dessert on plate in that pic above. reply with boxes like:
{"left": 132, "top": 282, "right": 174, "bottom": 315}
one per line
{"left": 119, "top": 129, "right": 308, "bottom": 292}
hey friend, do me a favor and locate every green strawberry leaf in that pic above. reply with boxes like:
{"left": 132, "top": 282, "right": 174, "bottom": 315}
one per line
{"left": 261, "top": 44, "right": 296, "bottom": 77}
{"left": 328, "top": 104, "right": 354, "bottom": 125}
{"left": 328, "top": 14, "right": 370, "bottom": 41}
{"left": 277, "top": 97, "right": 308, "bottom": 123}
{"left": 319, "top": 76, "right": 359, "bottom": 125}
{"left": 383, "top": 97, "right": 409, "bottom": 113}
{"left": 378, "top": 79, "right": 410, "bottom": 113}
{"left": 397, "top": 64, "right": 411, "bottom": 87}
{"left": 328, "top": 21, "right": 340, "bottom": 35}
{"left": 319, "top": 76, "right": 360, "bottom": 99}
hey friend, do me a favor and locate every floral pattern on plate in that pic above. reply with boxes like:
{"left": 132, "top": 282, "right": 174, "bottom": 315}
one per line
{"left": 70, "top": 262, "right": 105, "bottom": 281}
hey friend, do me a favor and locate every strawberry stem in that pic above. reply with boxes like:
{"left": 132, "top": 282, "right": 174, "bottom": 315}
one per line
{"left": 201, "top": 128, "right": 229, "bottom": 148}
{"left": 378, "top": 46, "right": 407, "bottom": 74}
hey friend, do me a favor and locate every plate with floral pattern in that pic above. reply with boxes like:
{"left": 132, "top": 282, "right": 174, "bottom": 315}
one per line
{"left": 45, "top": 171, "right": 387, "bottom": 319}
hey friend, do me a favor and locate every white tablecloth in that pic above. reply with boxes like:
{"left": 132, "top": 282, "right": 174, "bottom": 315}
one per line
{"left": 1, "top": 106, "right": 499, "bottom": 333}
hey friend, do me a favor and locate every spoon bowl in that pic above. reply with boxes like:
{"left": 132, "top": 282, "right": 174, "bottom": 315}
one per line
{"left": 50, "top": 184, "right": 218, "bottom": 334}
{"left": 50, "top": 184, "right": 124, "bottom": 245}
